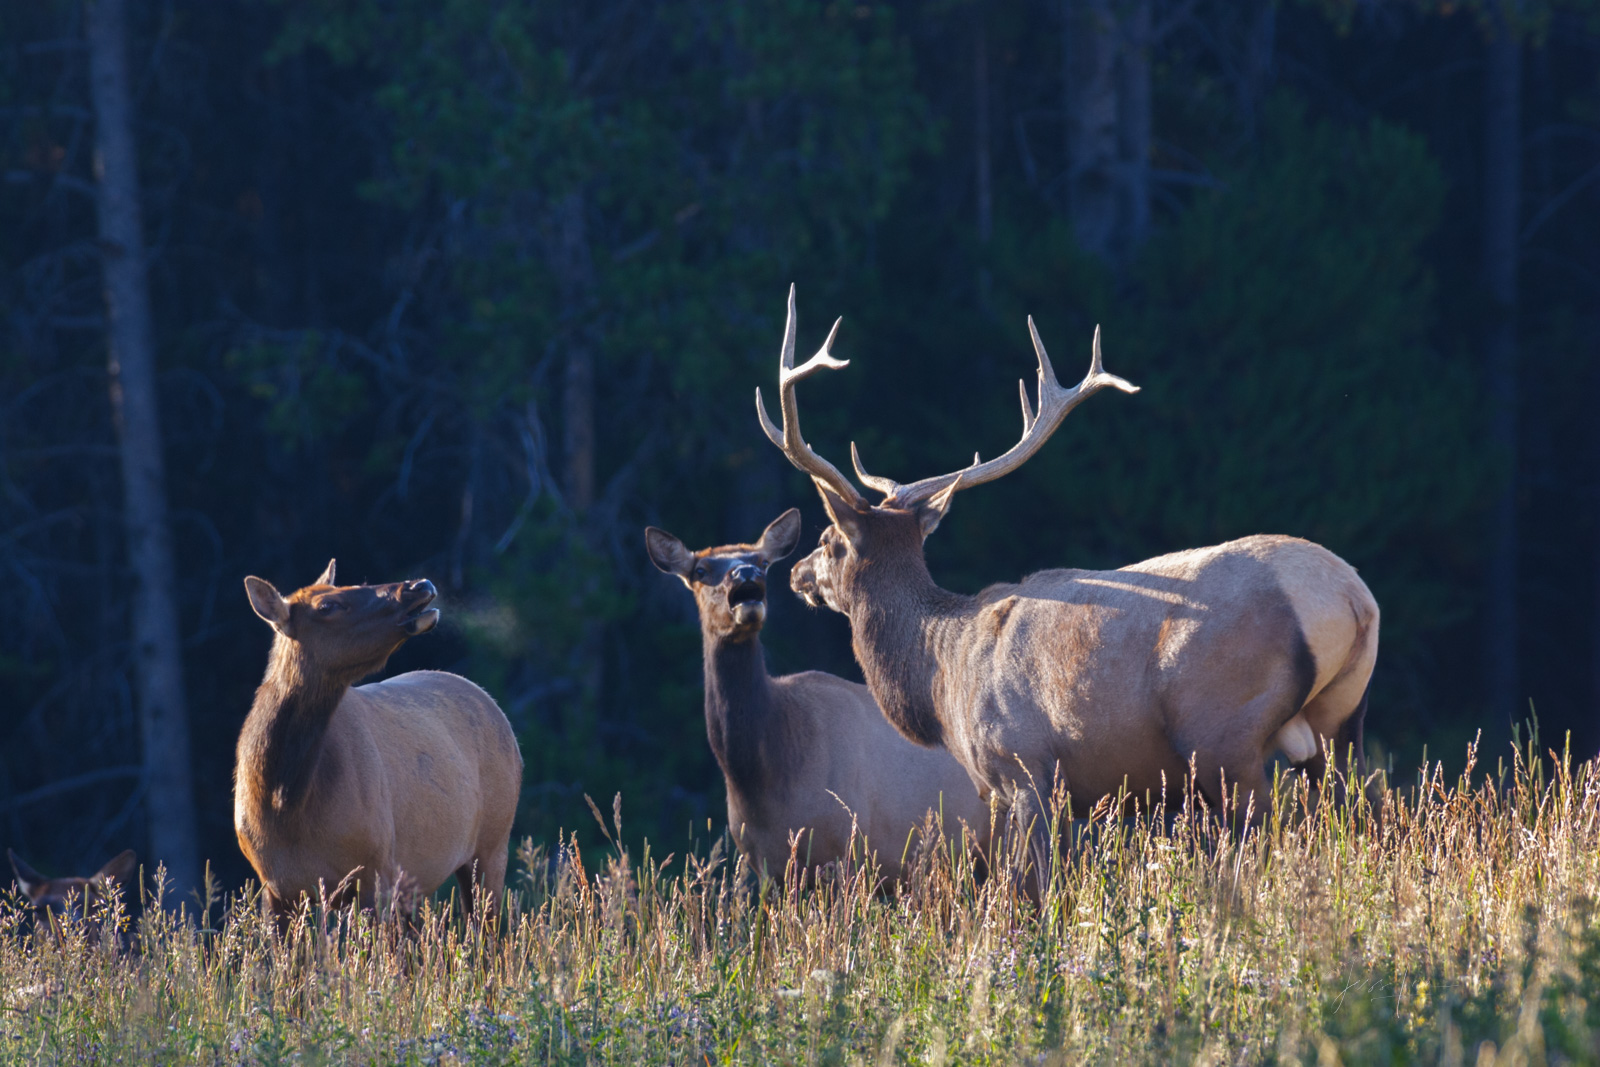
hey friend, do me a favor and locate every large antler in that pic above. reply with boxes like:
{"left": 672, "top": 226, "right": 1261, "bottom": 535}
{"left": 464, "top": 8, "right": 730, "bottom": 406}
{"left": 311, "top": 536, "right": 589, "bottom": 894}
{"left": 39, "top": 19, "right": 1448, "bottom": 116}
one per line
{"left": 755, "top": 286, "right": 869, "bottom": 508}
{"left": 851, "top": 320, "right": 1139, "bottom": 507}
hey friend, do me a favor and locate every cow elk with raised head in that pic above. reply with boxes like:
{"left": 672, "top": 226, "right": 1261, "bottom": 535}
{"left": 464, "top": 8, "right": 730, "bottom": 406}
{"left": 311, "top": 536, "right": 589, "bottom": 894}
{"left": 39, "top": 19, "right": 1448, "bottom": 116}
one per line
{"left": 235, "top": 561, "right": 522, "bottom": 923}
{"left": 758, "top": 288, "right": 1378, "bottom": 874}
{"left": 646, "top": 510, "right": 990, "bottom": 885}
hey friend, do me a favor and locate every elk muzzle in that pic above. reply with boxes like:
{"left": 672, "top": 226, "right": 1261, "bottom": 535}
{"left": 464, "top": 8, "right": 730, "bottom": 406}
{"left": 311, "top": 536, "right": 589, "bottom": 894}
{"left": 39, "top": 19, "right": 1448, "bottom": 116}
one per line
{"left": 790, "top": 550, "right": 824, "bottom": 608}
{"left": 727, "top": 563, "right": 767, "bottom": 629}
{"left": 398, "top": 579, "right": 440, "bottom": 636}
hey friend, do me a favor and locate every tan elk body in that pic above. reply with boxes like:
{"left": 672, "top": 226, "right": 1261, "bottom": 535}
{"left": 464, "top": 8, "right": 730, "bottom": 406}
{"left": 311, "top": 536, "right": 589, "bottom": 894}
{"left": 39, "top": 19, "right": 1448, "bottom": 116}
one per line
{"left": 646, "top": 510, "right": 990, "bottom": 884}
{"left": 235, "top": 562, "right": 522, "bottom": 919}
{"left": 759, "top": 289, "right": 1378, "bottom": 846}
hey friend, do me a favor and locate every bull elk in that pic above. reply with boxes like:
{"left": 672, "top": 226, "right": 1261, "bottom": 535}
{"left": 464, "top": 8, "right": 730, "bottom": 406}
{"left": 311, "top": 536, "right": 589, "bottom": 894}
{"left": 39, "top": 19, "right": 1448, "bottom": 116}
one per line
{"left": 235, "top": 561, "right": 522, "bottom": 922}
{"left": 758, "top": 288, "right": 1378, "bottom": 861}
{"left": 645, "top": 510, "right": 990, "bottom": 885}
{"left": 7, "top": 848, "right": 137, "bottom": 942}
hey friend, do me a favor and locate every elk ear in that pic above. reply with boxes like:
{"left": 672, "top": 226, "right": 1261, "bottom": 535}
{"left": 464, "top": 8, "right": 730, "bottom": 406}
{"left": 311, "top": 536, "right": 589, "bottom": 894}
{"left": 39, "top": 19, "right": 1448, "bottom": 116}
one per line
{"left": 915, "top": 479, "right": 960, "bottom": 540}
{"left": 314, "top": 559, "right": 337, "bottom": 587}
{"left": 816, "top": 483, "right": 866, "bottom": 545}
{"left": 92, "top": 850, "right": 137, "bottom": 888}
{"left": 644, "top": 528, "right": 695, "bottom": 579}
{"left": 8, "top": 849, "right": 44, "bottom": 898}
{"left": 755, "top": 508, "right": 803, "bottom": 564}
{"left": 244, "top": 576, "right": 292, "bottom": 634}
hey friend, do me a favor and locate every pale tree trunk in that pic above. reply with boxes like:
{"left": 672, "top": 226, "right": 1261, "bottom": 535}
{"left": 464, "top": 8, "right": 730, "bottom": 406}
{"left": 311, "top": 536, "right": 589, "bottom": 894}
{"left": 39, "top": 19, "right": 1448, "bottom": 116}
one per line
{"left": 1482, "top": 3, "right": 1521, "bottom": 747}
{"left": 554, "top": 191, "right": 596, "bottom": 515}
{"left": 1594, "top": 343, "right": 1600, "bottom": 740}
{"left": 563, "top": 346, "right": 595, "bottom": 513}
{"left": 1062, "top": 0, "right": 1151, "bottom": 264}
{"left": 549, "top": 189, "right": 602, "bottom": 719}
{"left": 84, "top": 0, "right": 200, "bottom": 894}
{"left": 1237, "top": 0, "right": 1276, "bottom": 141}
{"left": 974, "top": 7, "right": 993, "bottom": 305}
{"left": 1114, "top": 0, "right": 1150, "bottom": 252}
{"left": 1064, "top": 0, "right": 1119, "bottom": 259}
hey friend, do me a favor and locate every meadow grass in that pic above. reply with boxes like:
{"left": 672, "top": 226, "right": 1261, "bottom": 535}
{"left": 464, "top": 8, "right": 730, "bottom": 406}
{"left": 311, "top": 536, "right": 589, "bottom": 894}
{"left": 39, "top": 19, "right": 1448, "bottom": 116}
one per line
{"left": 3, "top": 737, "right": 1599, "bottom": 1066}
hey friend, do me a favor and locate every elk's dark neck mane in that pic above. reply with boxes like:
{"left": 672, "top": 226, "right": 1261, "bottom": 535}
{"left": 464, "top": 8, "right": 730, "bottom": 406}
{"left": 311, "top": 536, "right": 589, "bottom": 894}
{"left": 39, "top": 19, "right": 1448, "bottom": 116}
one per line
{"left": 237, "top": 638, "right": 355, "bottom": 819}
{"left": 702, "top": 630, "right": 792, "bottom": 820}
{"left": 849, "top": 553, "right": 967, "bottom": 747}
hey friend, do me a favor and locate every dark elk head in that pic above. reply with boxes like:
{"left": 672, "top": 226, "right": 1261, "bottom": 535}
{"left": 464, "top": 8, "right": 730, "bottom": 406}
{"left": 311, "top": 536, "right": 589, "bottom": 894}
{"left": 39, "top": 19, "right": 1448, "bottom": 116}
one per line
{"left": 8, "top": 848, "right": 137, "bottom": 940}
{"left": 244, "top": 560, "right": 440, "bottom": 680}
{"left": 645, "top": 510, "right": 803, "bottom": 643}
{"left": 756, "top": 286, "right": 1138, "bottom": 617}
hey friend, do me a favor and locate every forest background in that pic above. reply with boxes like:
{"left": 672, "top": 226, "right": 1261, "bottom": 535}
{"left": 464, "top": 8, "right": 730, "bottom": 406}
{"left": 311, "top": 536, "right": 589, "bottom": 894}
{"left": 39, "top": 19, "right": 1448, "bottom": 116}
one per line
{"left": 2, "top": 0, "right": 1597, "bottom": 897}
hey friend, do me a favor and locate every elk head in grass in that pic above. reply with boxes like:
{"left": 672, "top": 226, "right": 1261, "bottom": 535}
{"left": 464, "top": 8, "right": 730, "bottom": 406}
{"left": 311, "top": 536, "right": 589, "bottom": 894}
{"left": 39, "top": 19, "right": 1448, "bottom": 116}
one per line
{"left": 646, "top": 512, "right": 990, "bottom": 886}
{"left": 759, "top": 287, "right": 1379, "bottom": 881}
{"left": 8, "top": 849, "right": 137, "bottom": 944}
{"left": 236, "top": 560, "right": 522, "bottom": 925}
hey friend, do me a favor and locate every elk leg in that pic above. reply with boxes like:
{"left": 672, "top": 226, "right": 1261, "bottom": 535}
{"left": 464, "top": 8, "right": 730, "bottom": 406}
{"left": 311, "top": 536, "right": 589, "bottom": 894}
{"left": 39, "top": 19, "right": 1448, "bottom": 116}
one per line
{"left": 457, "top": 842, "right": 509, "bottom": 924}
{"left": 453, "top": 862, "right": 478, "bottom": 917}
{"left": 261, "top": 887, "right": 293, "bottom": 937}
{"left": 1222, "top": 761, "right": 1272, "bottom": 830}
{"left": 1330, "top": 679, "right": 1369, "bottom": 779}
{"left": 1171, "top": 673, "right": 1300, "bottom": 830}
{"left": 999, "top": 771, "right": 1056, "bottom": 904}
{"left": 479, "top": 840, "right": 508, "bottom": 911}
{"left": 1303, "top": 680, "right": 1378, "bottom": 817}
{"left": 1002, "top": 791, "right": 1043, "bottom": 904}
{"left": 1173, "top": 738, "right": 1272, "bottom": 831}
{"left": 327, "top": 866, "right": 368, "bottom": 912}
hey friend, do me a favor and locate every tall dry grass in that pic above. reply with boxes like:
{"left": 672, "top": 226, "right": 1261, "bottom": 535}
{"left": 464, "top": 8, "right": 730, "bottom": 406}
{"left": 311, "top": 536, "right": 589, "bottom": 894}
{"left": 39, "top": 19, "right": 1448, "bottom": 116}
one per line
{"left": 3, "top": 737, "right": 1599, "bottom": 1065}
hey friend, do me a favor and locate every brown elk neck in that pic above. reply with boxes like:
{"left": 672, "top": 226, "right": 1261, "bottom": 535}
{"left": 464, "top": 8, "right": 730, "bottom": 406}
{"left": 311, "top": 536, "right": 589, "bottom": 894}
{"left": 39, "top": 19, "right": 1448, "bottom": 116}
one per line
{"left": 700, "top": 629, "right": 802, "bottom": 821}
{"left": 845, "top": 559, "right": 970, "bottom": 749}
{"left": 237, "top": 638, "right": 366, "bottom": 820}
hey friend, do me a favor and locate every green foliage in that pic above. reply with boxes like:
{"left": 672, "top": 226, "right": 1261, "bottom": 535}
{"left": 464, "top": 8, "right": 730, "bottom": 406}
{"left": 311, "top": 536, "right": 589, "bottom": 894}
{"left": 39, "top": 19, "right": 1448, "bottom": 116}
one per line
{"left": 877, "top": 98, "right": 1482, "bottom": 747}
{"left": 262, "top": 0, "right": 935, "bottom": 851}
{"left": 1125, "top": 99, "right": 1471, "bottom": 551}
{"left": 985, "top": 98, "right": 1475, "bottom": 550}
{"left": 1130, "top": 102, "right": 1484, "bottom": 684}
{"left": 223, "top": 334, "right": 370, "bottom": 451}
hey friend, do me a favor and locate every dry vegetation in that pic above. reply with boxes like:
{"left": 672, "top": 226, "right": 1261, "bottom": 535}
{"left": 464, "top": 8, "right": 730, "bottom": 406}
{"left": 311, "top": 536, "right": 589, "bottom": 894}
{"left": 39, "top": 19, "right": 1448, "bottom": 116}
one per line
{"left": 4, "top": 737, "right": 1599, "bottom": 1066}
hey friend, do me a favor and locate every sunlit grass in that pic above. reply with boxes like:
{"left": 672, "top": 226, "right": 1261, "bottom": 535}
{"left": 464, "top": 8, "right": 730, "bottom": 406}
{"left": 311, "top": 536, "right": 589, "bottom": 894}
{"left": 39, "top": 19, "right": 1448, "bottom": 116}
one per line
{"left": 4, "top": 736, "right": 1599, "bottom": 1065}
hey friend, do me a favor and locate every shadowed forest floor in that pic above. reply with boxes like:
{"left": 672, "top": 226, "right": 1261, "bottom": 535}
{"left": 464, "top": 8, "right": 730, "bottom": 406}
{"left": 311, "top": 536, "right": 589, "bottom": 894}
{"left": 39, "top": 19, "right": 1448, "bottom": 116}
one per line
{"left": 3, "top": 741, "right": 1599, "bottom": 1066}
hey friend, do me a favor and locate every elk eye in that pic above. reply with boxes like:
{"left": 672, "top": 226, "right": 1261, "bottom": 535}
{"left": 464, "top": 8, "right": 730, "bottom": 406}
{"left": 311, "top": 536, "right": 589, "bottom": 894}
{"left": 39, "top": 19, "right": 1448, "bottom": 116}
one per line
{"left": 315, "top": 600, "right": 340, "bottom": 616}
{"left": 693, "top": 566, "right": 706, "bottom": 581}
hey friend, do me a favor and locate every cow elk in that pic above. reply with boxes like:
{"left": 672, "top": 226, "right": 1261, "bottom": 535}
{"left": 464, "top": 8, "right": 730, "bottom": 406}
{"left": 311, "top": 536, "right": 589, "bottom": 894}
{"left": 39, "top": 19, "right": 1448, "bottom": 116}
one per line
{"left": 8, "top": 848, "right": 137, "bottom": 943}
{"left": 235, "top": 561, "right": 522, "bottom": 924}
{"left": 645, "top": 510, "right": 990, "bottom": 885}
{"left": 758, "top": 288, "right": 1379, "bottom": 873}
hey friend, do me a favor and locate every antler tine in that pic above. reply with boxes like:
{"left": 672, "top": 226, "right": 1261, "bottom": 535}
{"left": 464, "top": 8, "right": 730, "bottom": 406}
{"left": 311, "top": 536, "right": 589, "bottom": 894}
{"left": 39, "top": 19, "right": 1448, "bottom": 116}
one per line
{"left": 1079, "top": 324, "right": 1138, "bottom": 396}
{"left": 779, "top": 282, "right": 798, "bottom": 370}
{"left": 758, "top": 315, "right": 847, "bottom": 445}
{"left": 877, "top": 321, "right": 1139, "bottom": 508}
{"left": 1027, "top": 315, "right": 1058, "bottom": 393}
{"left": 755, "top": 287, "right": 868, "bottom": 507}
{"left": 850, "top": 441, "right": 902, "bottom": 496}
{"left": 785, "top": 317, "right": 847, "bottom": 385}
{"left": 755, "top": 386, "right": 784, "bottom": 448}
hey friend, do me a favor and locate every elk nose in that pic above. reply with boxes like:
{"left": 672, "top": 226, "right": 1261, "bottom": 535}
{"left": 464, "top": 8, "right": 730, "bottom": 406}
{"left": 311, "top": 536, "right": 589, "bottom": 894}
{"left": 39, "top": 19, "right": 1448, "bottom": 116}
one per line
{"left": 406, "top": 579, "right": 436, "bottom": 600}
{"left": 730, "top": 563, "right": 761, "bottom": 584}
